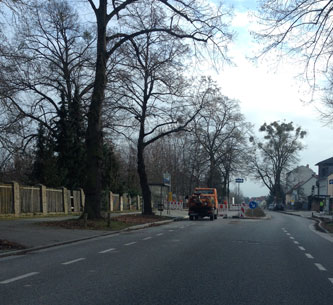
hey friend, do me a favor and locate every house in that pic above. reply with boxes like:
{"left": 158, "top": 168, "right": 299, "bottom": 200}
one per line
{"left": 315, "top": 157, "right": 333, "bottom": 196}
{"left": 285, "top": 165, "right": 317, "bottom": 209}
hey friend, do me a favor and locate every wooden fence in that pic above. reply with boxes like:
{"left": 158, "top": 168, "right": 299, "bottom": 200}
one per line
{"left": 0, "top": 182, "right": 142, "bottom": 216}
{"left": 0, "top": 182, "right": 84, "bottom": 216}
{"left": 103, "top": 192, "right": 142, "bottom": 212}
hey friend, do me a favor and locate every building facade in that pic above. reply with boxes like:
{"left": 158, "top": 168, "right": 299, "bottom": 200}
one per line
{"left": 315, "top": 157, "right": 333, "bottom": 196}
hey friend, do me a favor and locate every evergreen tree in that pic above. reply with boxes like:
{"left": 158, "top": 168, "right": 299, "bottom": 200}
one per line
{"left": 55, "top": 90, "right": 86, "bottom": 189}
{"left": 31, "top": 123, "right": 60, "bottom": 186}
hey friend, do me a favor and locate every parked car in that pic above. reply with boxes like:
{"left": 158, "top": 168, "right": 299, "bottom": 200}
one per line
{"left": 273, "top": 203, "right": 284, "bottom": 211}
{"left": 268, "top": 204, "right": 274, "bottom": 210}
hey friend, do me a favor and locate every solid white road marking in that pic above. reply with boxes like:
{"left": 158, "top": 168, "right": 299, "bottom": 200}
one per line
{"left": 142, "top": 237, "right": 152, "bottom": 240}
{"left": 0, "top": 272, "right": 39, "bottom": 284}
{"left": 328, "top": 278, "right": 333, "bottom": 285}
{"left": 314, "top": 263, "right": 327, "bottom": 271}
{"left": 305, "top": 253, "right": 314, "bottom": 259}
{"left": 99, "top": 248, "right": 116, "bottom": 254}
{"left": 298, "top": 246, "right": 306, "bottom": 251}
{"left": 62, "top": 258, "right": 85, "bottom": 265}
{"left": 124, "top": 242, "right": 136, "bottom": 246}
{"left": 294, "top": 241, "right": 299, "bottom": 244}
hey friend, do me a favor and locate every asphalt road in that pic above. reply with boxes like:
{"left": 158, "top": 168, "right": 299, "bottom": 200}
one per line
{"left": 1, "top": 212, "right": 333, "bottom": 305}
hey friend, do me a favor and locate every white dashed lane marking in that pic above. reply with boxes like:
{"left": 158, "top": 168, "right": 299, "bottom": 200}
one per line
{"left": 289, "top": 237, "right": 295, "bottom": 240}
{"left": 293, "top": 241, "right": 299, "bottom": 244}
{"left": 156, "top": 233, "right": 164, "bottom": 236}
{"left": 124, "top": 242, "right": 136, "bottom": 246}
{"left": 298, "top": 246, "right": 306, "bottom": 251}
{"left": 314, "top": 263, "right": 327, "bottom": 271}
{"left": 305, "top": 253, "right": 314, "bottom": 259}
{"left": 62, "top": 258, "right": 85, "bottom": 265}
{"left": 0, "top": 272, "right": 39, "bottom": 284}
{"left": 99, "top": 248, "right": 116, "bottom": 254}
{"left": 168, "top": 230, "right": 174, "bottom": 232}
{"left": 329, "top": 278, "right": 333, "bottom": 285}
{"left": 286, "top": 233, "right": 291, "bottom": 236}
{"left": 142, "top": 237, "right": 152, "bottom": 240}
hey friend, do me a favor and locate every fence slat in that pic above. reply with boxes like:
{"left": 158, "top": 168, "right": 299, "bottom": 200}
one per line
{"left": 0, "top": 184, "right": 13, "bottom": 214}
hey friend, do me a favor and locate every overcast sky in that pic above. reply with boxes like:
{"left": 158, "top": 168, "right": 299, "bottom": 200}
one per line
{"left": 211, "top": 0, "right": 333, "bottom": 197}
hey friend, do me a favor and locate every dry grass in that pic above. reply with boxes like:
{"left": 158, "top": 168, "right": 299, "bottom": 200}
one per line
{"left": 37, "top": 214, "right": 171, "bottom": 231}
{"left": 321, "top": 221, "right": 333, "bottom": 233}
{"left": 245, "top": 207, "right": 266, "bottom": 218}
{"left": 0, "top": 239, "right": 26, "bottom": 251}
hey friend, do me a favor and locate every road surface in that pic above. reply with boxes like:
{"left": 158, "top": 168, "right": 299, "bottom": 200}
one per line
{"left": 1, "top": 212, "right": 333, "bottom": 305}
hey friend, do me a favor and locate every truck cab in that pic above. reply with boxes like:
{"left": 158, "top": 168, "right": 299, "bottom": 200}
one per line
{"left": 188, "top": 188, "right": 219, "bottom": 221}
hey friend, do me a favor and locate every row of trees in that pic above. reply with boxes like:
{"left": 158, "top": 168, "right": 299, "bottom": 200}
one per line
{"left": 0, "top": 0, "right": 314, "bottom": 217}
{"left": 0, "top": 0, "right": 241, "bottom": 217}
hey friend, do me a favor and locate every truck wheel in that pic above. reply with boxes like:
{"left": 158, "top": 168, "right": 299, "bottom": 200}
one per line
{"left": 214, "top": 214, "right": 217, "bottom": 219}
{"left": 210, "top": 215, "right": 214, "bottom": 221}
{"left": 189, "top": 215, "right": 194, "bottom": 221}
{"left": 195, "top": 215, "right": 199, "bottom": 220}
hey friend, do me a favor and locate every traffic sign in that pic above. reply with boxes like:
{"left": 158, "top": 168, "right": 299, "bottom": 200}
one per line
{"left": 235, "top": 178, "right": 244, "bottom": 183}
{"left": 329, "top": 179, "right": 333, "bottom": 184}
{"left": 249, "top": 201, "right": 257, "bottom": 209}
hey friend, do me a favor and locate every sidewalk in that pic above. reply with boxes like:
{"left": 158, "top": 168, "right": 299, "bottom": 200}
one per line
{"left": 281, "top": 210, "right": 333, "bottom": 236}
{"left": 0, "top": 210, "right": 187, "bottom": 257}
{"left": 282, "top": 209, "right": 333, "bottom": 221}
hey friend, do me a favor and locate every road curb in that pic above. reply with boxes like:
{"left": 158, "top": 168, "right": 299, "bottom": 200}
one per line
{"left": 279, "top": 211, "right": 330, "bottom": 234}
{"left": 0, "top": 218, "right": 182, "bottom": 259}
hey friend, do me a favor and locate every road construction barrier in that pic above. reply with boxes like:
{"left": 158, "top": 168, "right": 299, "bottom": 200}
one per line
{"left": 166, "top": 201, "right": 184, "bottom": 210}
{"left": 238, "top": 203, "right": 246, "bottom": 218}
{"left": 219, "top": 202, "right": 228, "bottom": 216}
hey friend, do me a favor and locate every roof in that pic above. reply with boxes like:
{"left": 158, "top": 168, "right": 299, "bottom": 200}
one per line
{"left": 315, "top": 157, "right": 333, "bottom": 166}
{"left": 286, "top": 175, "right": 317, "bottom": 194}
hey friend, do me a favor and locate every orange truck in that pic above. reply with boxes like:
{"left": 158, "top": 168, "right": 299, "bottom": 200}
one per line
{"left": 188, "top": 187, "right": 219, "bottom": 221}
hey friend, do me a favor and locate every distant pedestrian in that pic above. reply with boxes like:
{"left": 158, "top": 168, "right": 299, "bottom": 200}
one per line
{"left": 319, "top": 200, "right": 324, "bottom": 212}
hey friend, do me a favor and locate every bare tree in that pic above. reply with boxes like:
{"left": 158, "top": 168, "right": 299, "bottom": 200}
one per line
{"left": 193, "top": 78, "right": 249, "bottom": 199}
{"left": 248, "top": 121, "right": 307, "bottom": 204}
{"left": 83, "top": 0, "right": 233, "bottom": 218}
{"left": 0, "top": 0, "right": 95, "bottom": 183}
{"left": 255, "top": 1, "right": 333, "bottom": 78}
{"left": 254, "top": 0, "right": 333, "bottom": 120}
{"left": 112, "top": 6, "right": 212, "bottom": 214}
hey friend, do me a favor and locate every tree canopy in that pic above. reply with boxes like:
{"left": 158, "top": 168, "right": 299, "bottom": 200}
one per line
{"left": 249, "top": 121, "right": 307, "bottom": 203}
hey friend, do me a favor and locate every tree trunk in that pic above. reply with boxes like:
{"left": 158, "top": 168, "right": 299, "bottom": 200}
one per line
{"left": 84, "top": 2, "right": 108, "bottom": 219}
{"left": 137, "top": 140, "right": 153, "bottom": 215}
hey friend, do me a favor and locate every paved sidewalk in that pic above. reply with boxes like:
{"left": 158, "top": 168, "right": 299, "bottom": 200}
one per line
{"left": 282, "top": 209, "right": 333, "bottom": 221}
{"left": 0, "top": 210, "right": 187, "bottom": 257}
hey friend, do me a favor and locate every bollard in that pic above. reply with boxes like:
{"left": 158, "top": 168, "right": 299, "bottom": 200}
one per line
{"left": 83, "top": 213, "right": 88, "bottom": 228}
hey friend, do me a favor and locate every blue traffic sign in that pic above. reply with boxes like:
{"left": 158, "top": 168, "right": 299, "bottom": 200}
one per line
{"left": 249, "top": 201, "right": 257, "bottom": 209}
{"left": 329, "top": 179, "right": 333, "bottom": 185}
{"left": 235, "top": 178, "right": 244, "bottom": 183}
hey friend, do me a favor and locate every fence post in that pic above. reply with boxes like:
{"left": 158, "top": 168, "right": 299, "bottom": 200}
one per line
{"left": 136, "top": 195, "right": 140, "bottom": 210}
{"left": 128, "top": 195, "right": 132, "bottom": 210}
{"left": 12, "top": 181, "right": 21, "bottom": 216}
{"left": 120, "top": 195, "right": 124, "bottom": 211}
{"left": 62, "top": 187, "right": 69, "bottom": 214}
{"left": 110, "top": 192, "right": 114, "bottom": 212}
{"left": 79, "top": 188, "right": 85, "bottom": 211}
{"left": 39, "top": 184, "right": 47, "bottom": 215}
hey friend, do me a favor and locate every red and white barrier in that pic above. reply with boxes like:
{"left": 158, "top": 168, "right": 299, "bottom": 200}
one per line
{"left": 238, "top": 202, "right": 246, "bottom": 218}
{"left": 167, "top": 201, "right": 184, "bottom": 210}
{"left": 219, "top": 202, "right": 228, "bottom": 216}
